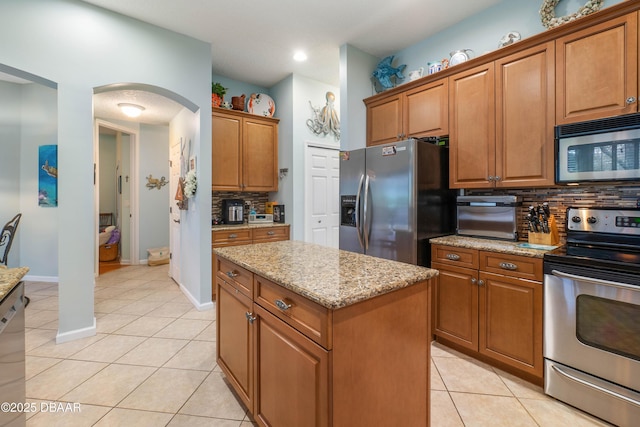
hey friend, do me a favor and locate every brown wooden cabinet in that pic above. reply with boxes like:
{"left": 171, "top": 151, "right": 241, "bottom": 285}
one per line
{"left": 211, "top": 225, "right": 290, "bottom": 301}
{"left": 450, "top": 42, "right": 555, "bottom": 189}
{"left": 365, "top": 79, "right": 448, "bottom": 146}
{"left": 215, "top": 255, "right": 431, "bottom": 427}
{"left": 432, "top": 244, "right": 543, "bottom": 384}
{"left": 212, "top": 109, "right": 279, "bottom": 192}
{"left": 556, "top": 12, "right": 638, "bottom": 124}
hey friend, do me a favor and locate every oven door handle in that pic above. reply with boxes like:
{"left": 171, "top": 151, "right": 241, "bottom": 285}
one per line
{"left": 551, "top": 269, "right": 640, "bottom": 292}
{"left": 550, "top": 364, "right": 640, "bottom": 408}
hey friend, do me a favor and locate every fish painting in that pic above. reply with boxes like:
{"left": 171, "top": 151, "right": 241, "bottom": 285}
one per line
{"left": 38, "top": 145, "right": 58, "bottom": 207}
{"left": 372, "top": 55, "right": 406, "bottom": 90}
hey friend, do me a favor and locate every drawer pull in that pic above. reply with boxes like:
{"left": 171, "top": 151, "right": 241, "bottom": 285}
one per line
{"left": 267, "top": 231, "right": 275, "bottom": 236}
{"left": 226, "top": 271, "right": 238, "bottom": 278}
{"left": 245, "top": 312, "right": 256, "bottom": 324}
{"left": 229, "top": 233, "right": 237, "bottom": 239}
{"left": 446, "top": 253, "right": 461, "bottom": 261}
{"left": 499, "top": 262, "right": 518, "bottom": 270}
{"left": 275, "top": 299, "right": 292, "bottom": 311}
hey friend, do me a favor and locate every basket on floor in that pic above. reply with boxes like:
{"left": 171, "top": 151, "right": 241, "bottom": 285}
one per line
{"left": 99, "top": 243, "right": 118, "bottom": 262}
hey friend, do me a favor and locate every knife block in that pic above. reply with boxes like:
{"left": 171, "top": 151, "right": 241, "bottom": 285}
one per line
{"left": 528, "top": 215, "right": 560, "bottom": 246}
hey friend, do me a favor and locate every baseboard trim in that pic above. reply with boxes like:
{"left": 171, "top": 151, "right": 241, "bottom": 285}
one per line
{"left": 56, "top": 317, "right": 96, "bottom": 344}
{"left": 24, "top": 275, "right": 59, "bottom": 283}
{"left": 179, "top": 283, "right": 214, "bottom": 311}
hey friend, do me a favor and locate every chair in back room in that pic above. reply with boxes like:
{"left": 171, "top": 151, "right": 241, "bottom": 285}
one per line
{"left": 0, "top": 213, "right": 28, "bottom": 306}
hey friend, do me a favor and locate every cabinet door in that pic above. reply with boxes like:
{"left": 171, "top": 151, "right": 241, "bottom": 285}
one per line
{"left": 496, "top": 42, "right": 555, "bottom": 188}
{"left": 556, "top": 13, "right": 638, "bottom": 124}
{"left": 243, "top": 118, "right": 278, "bottom": 192}
{"left": 253, "top": 304, "right": 329, "bottom": 427}
{"left": 366, "top": 94, "right": 403, "bottom": 146}
{"left": 212, "top": 112, "right": 243, "bottom": 191}
{"left": 216, "top": 277, "right": 253, "bottom": 410}
{"left": 432, "top": 261, "right": 479, "bottom": 351}
{"left": 449, "top": 63, "right": 496, "bottom": 188}
{"left": 405, "top": 78, "right": 449, "bottom": 137}
{"left": 479, "top": 272, "right": 543, "bottom": 379}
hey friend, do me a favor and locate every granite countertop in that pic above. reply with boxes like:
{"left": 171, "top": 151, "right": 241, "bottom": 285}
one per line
{"left": 0, "top": 266, "right": 29, "bottom": 303}
{"left": 213, "top": 240, "right": 437, "bottom": 309}
{"left": 429, "top": 235, "right": 560, "bottom": 258}
{"left": 212, "top": 222, "right": 289, "bottom": 231}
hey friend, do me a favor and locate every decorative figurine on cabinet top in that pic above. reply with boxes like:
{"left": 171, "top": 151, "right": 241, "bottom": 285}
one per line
{"left": 372, "top": 55, "right": 406, "bottom": 92}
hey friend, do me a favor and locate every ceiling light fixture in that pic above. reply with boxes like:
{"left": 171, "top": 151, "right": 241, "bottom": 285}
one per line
{"left": 293, "top": 51, "right": 307, "bottom": 62}
{"left": 118, "top": 103, "right": 145, "bottom": 118}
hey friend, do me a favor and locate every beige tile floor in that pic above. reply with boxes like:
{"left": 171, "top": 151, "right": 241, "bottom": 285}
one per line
{"left": 22, "top": 264, "right": 613, "bottom": 426}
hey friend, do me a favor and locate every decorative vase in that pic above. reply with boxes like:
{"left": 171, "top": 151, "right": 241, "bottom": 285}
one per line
{"left": 211, "top": 93, "right": 222, "bottom": 108}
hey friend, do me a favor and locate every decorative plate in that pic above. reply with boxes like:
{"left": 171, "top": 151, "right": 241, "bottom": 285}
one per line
{"left": 247, "top": 93, "right": 276, "bottom": 117}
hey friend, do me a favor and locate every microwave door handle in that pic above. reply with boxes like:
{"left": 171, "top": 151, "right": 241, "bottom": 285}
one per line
{"left": 355, "top": 174, "right": 365, "bottom": 250}
{"left": 551, "top": 269, "right": 640, "bottom": 292}
{"left": 363, "top": 174, "right": 370, "bottom": 251}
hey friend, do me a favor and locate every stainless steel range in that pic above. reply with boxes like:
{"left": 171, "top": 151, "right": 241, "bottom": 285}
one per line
{"left": 544, "top": 207, "right": 640, "bottom": 427}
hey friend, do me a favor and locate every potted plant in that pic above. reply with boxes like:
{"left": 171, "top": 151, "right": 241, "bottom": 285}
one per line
{"left": 211, "top": 82, "right": 227, "bottom": 108}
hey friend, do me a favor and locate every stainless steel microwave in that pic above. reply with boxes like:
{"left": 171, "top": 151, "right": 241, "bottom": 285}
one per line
{"left": 556, "top": 114, "right": 640, "bottom": 183}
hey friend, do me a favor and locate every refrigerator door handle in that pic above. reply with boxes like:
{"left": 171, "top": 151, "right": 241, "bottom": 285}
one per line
{"left": 363, "top": 173, "right": 371, "bottom": 251}
{"left": 355, "top": 174, "right": 365, "bottom": 250}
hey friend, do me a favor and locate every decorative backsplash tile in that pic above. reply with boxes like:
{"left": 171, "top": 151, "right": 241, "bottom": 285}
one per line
{"left": 467, "top": 185, "right": 640, "bottom": 243}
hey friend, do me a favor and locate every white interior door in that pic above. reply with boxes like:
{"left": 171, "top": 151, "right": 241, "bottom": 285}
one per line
{"left": 169, "top": 141, "right": 181, "bottom": 283}
{"left": 304, "top": 144, "right": 340, "bottom": 248}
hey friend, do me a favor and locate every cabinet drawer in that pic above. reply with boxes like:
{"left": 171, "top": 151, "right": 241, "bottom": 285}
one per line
{"left": 432, "top": 245, "right": 479, "bottom": 269}
{"left": 216, "top": 257, "right": 253, "bottom": 298}
{"left": 252, "top": 226, "right": 289, "bottom": 242}
{"left": 255, "top": 275, "right": 331, "bottom": 349}
{"left": 479, "top": 252, "right": 542, "bottom": 282}
{"left": 212, "top": 229, "right": 252, "bottom": 246}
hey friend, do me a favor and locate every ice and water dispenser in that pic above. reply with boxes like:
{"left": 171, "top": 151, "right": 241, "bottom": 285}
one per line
{"left": 340, "top": 195, "right": 357, "bottom": 227}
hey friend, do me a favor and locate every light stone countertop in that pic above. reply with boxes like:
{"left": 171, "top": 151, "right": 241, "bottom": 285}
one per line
{"left": 429, "top": 235, "right": 560, "bottom": 258}
{"left": 213, "top": 240, "right": 437, "bottom": 309}
{"left": 0, "top": 266, "right": 29, "bottom": 303}
{"left": 211, "top": 223, "right": 289, "bottom": 232}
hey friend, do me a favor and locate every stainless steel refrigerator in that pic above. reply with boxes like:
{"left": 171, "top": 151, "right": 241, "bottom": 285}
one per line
{"left": 339, "top": 139, "right": 456, "bottom": 266}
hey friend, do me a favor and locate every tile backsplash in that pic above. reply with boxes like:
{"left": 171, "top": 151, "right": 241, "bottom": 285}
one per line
{"left": 212, "top": 191, "right": 271, "bottom": 223}
{"left": 467, "top": 184, "right": 640, "bottom": 243}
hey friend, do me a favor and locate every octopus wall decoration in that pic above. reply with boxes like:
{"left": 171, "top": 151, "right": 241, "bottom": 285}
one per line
{"left": 307, "top": 91, "right": 340, "bottom": 141}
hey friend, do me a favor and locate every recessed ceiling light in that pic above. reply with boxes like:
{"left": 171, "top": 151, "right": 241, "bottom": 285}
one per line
{"left": 293, "top": 51, "right": 307, "bottom": 62}
{"left": 118, "top": 103, "right": 145, "bottom": 118}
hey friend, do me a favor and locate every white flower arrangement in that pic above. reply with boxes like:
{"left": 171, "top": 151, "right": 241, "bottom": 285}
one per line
{"left": 184, "top": 169, "right": 197, "bottom": 199}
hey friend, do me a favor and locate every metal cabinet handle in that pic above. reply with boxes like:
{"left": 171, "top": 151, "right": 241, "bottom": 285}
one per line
{"left": 494, "top": 176, "right": 501, "bottom": 181}
{"left": 488, "top": 176, "right": 494, "bottom": 181}
{"left": 275, "top": 299, "right": 292, "bottom": 311}
{"left": 446, "top": 253, "right": 461, "bottom": 261}
{"left": 471, "top": 278, "right": 477, "bottom": 285}
{"left": 626, "top": 96, "right": 637, "bottom": 104}
{"left": 226, "top": 271, "right": 238, "bottom": 278}
{"left": 229, "top": 233, "right": 237, "bottom": 239}
{"left": 499, "top": 262, "right": 517, "bottom": 270}
{"left": 267, "top": 231, "right": 275, "bottom": 236}
{"left": 245, "top": 312, "right": 256, "bottom": 324}
{"left": 478, "top": 279, "right": 485, "bottom": 286}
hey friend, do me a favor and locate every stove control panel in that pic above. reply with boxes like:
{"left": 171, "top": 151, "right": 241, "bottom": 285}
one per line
{"left": 567, "top": 207, "right": 640, "bottom": 235}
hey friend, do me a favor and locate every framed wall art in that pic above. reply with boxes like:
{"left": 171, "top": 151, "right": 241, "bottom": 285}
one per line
{"left": 38, "top": 144, "right": 58, "bottom": 207}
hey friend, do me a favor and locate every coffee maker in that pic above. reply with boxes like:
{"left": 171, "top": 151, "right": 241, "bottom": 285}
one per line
{"left": 222, "top": 199, "right": 244, "bottom": 224}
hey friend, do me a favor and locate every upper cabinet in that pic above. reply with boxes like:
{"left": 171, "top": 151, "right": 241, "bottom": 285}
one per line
{"left": 212, "top": 109, "right": 279, "bottom": 192}
{"left": 365, "top": 79, "right": 448, "bottom": 146}
{"left": 556, "top": 12, "right": 638, "bottom": 124}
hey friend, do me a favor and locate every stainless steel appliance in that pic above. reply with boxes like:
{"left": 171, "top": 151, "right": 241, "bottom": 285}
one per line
{"left": 339, "top": 139, "right": 456, "bottom": 266}
{"left": 544, "top": 207, "right": 640, "bottom": 427}
{"left": 222, "top": 199, "right": 244, "bottom": 225}
{"left": 0, "top": 282, "right": 25, "bottom": 427}
{"left": 456, "top": 195, "right": 521, "bottom": 240}
{"left": 556, "top": 113, "right": 640, "bottom": 183}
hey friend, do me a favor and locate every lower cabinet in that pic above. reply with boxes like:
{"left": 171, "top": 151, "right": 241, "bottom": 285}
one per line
{"left": 432, "top": 244, "right": 543, "bottom": 384}
{"left": 216, "top": 256, "right": 431, "bottom": 427}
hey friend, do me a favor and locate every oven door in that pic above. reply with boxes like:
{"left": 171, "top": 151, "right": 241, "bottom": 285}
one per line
{"left": 544, "top": 262, "right": 640, "bottom": 391}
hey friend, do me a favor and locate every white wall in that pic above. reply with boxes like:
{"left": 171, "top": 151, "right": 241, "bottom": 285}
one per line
{"left": 0, "top": 0, "right": 211, "bottom": 342}
{"left": 138, "top": 124, "right": 170, "bottom": 260}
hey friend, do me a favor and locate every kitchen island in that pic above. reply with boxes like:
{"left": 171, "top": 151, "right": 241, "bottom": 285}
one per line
{"left": 213, "top": 241, "right": 436, "bottom": 427}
